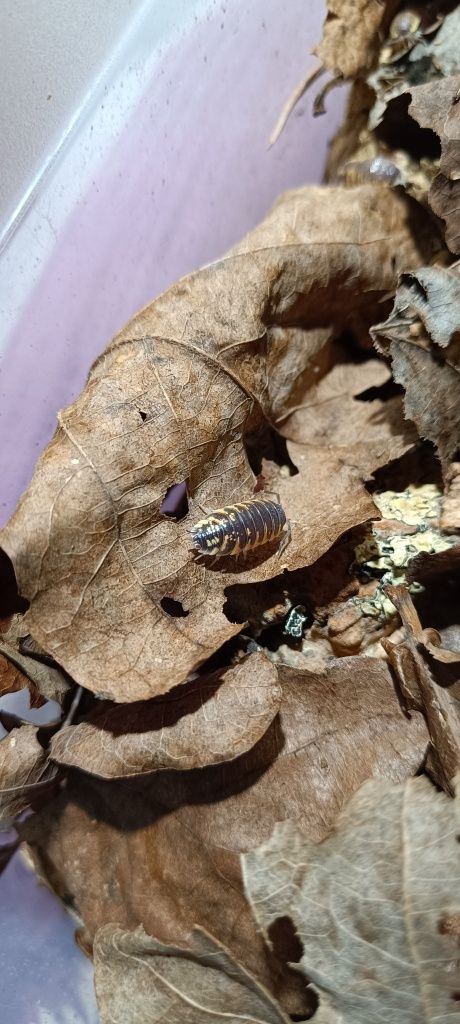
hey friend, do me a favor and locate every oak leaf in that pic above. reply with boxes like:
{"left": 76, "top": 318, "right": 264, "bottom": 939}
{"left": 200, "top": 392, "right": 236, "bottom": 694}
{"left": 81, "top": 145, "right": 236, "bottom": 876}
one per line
{"left": 242, "top": 774, "right": 460, "bottom": 1024}
{"left": 0, "top": 185, "right": 430, "bottom": 703}
{"left": 409, "top": 76, "right": 460, "bottom": 253}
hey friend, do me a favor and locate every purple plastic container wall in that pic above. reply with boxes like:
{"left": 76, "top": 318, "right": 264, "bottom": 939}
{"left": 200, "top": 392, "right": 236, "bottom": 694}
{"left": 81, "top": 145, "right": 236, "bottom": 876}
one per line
{"left": 0, "top": 2, "right": 345, "bottom": 1022}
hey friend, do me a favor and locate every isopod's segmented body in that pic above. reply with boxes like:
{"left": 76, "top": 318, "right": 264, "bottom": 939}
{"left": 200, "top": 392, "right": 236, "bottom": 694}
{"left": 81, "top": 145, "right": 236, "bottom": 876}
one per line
{"left": 191, "top": 499, "right": 288, "bottom": 558}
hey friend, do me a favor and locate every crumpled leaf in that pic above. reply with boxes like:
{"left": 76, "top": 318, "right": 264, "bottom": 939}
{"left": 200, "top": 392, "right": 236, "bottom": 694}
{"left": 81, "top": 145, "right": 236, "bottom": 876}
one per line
{"left": 409, "top": 75, "right": 460, "bottom": 252}
{"left": 315, "top": 0, "right": 399, "bottom": 79}
{"left": 22, "top": 656, "right": 428, "bottom": 1016}
{"left": 0, "top": 641, "right": 70, "bottom": 708}
{"left": 0, "top": 185, "right": 431, "bottom": 704}
{"left": 367, "top": 7, "right": 460, "bottom": 130}
{"left": 0, "top": 725, "right": 54, "bottom": 825}
{"left": 371, "top": 266, "right": 460, "bottom": 468}
{"left": 50, "top": 652, "right": 281, "bottom": 779}
{"left": 277, "top": 358, "right": 416, "bottom": 475}
{"left": 94, "top": 925, "right": 291, "bottom": 1024}
{"left": 242, "top": 774, "right": 460, "bottom": 1024}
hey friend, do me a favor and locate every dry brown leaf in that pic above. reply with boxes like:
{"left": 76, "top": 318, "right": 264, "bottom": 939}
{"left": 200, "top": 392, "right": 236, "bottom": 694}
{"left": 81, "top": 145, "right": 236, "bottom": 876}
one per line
{"left": 50, "top": 652, "right": 281, "bottom": 779}
{"left": 0, "top": 185, "right": 432, "bottom": 704}
{"left": 315, "top": 0, "right": 399, "bottom": 79}
{"left": 22, "top": 655, "right": 428, "bottom": 1015}
{"left": 367, "top": 7, "right": 460, "bottom": 130}
{"left": 277, "top": 358, "right": 416, "bottom": 476}
{"left": 0, "top": 642, "right": 70, "bottom": 708}
{"left": 409, "top": 76, "right": 460, "bottom": 252}
{"left": 242, "top": 774, "right": 460, "bottom": 1024}
{"left": 94, "top": 925, "right": 291, "bottom": 1024}
{"left": 0, "top": 724, "right": 53, "bottom": 825}
{"left": 385, "top": 585, "right": 460, "bottom": 793}
{"left": 372, "top": 266, "right": 460, "bottom": 468}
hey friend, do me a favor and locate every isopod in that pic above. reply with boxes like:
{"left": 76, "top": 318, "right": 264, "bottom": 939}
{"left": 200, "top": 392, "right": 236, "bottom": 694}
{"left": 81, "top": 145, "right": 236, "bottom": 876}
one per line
{"left": 191, "top": 498, "right": 290, "bottom": 559}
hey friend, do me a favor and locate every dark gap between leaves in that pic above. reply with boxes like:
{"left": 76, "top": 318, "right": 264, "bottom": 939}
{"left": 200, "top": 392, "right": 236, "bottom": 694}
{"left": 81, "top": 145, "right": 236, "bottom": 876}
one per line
{"left": 244, "top": 424, "right": 299, "bottom": 478}
{"left": 0, "top": 549, "right": 29, "bottom": 617}
{"left": 375, "top": 93, "right": 441, "bottom": 161}
{"left": 356, "top": 378, "right": 404, "bottom": 402}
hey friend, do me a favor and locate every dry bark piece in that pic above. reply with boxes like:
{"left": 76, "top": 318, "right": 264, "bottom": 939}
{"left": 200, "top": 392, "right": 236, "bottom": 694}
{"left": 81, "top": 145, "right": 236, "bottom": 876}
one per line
{"left": 94, "top": 925, "right": 291, "bottom": 1024}
{"left": 0, "top": 185, "right": 431, "bottom": 704}
{"left": 0, "top": 725, "right": 54, "bottom": 825}
{"left": 50, "top": 653, "right": 281, "bottom": 779}
{"left": 242, "top": 774, "right": 460, "bottom": 1024}
{"left": 385, "top": 585, "right": 460, "bottom": 793}
{"left": 371, "top": 266, "right": 460, "bottom": 469}
{"left": 22, "top": 656, "right": 428, "bottom": 1016}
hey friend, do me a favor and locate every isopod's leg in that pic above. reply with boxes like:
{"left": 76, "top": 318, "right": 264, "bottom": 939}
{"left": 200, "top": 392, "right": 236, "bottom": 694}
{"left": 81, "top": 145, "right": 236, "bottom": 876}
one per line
{"left": 261, "top": 488, "right": 281, "bottom": 504}
{"left": 277, "top": 521, "right": 292, "bottom": 557}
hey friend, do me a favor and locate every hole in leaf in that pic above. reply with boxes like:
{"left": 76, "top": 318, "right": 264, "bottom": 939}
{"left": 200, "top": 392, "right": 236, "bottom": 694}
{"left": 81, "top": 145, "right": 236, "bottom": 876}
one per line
{"left": 160, "top": 482, "right": 189, "bottom": 521}
{"left": 160, "top": 596, "right": 189, "bottom": 618}
{"left": 268, "top": 915, "right": 303, "bottom": 963}
{"left": 268, "top": 915, "right": 316, "bottom": 1021}
{"left": 139, "top": 410, "right": 148, "bottom": 421}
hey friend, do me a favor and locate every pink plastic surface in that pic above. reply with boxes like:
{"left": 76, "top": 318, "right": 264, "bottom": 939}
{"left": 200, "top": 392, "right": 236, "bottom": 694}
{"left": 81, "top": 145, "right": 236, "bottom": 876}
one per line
{"left": 0, "top": 1, "right": 345, "bottom": 1020}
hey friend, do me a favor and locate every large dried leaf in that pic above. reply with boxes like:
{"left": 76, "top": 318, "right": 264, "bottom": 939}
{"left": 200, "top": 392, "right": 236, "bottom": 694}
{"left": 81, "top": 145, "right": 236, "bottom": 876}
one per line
{"left": 0, "top": 725, "right": 52, "bottom": 825}
{"left": 242, "top": 774, "right": 460, "bottom": 1024}
{"left": 22, "top": 656, "right": 428, "bottom": 1015}
{"left": 94, "top": 925, "right": 291, "bottom": 1024}
{"left": 372, "top": 266, "right": 460, "bottom": 467}
{"left": 50, "top": 652, "right": 281, "bottom": 778}
{"left": 0, "top": 185, "right": 431, "bottom": 703}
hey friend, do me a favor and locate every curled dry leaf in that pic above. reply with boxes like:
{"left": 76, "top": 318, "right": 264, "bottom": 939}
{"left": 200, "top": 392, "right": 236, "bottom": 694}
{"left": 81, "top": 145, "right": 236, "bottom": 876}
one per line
{"left": 0, "top": 641, "right": 70, "bottom": 709}
{"left": 242, "top": 774, "right": 460, "bottom": 1024}
{"left": 94, "top": 925, "right": 291, "bottom": 1024}
{"left": 371, "top": 266, "right": 460, "bottom": 469}
{"left": 0, "top": 725, "right": 54, "bottom": 826}
{"left": 409, "top": 75, "right": 460, "bottom": 253}
{"left": 0, "top": 185, "right": 431, "bottom": 703}
{"left": 367, "top": 7, "right": 460, "bottom": 130}
{"left": 50, "top": 652, "right": 281, "bottom": 779}
{"left": 22, "top": 656, "right": 428, "bottom": 1016}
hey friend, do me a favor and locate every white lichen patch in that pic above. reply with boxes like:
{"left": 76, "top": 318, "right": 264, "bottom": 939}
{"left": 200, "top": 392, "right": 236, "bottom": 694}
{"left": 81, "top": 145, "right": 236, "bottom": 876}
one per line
{"left": 355, "top": 484, "right": 457, "bottom": 621}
